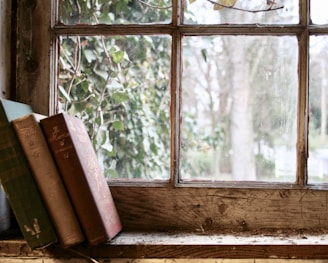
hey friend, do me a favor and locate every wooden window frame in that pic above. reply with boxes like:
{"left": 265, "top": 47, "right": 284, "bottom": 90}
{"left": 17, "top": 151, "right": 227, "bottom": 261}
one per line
{"left": 14, "top": 0, "right": 328, "bottom": 236}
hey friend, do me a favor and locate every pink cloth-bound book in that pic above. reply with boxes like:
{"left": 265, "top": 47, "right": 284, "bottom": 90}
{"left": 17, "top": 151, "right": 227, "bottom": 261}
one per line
{"left": 40, "top": 113, "right": 122, "bottom": 246}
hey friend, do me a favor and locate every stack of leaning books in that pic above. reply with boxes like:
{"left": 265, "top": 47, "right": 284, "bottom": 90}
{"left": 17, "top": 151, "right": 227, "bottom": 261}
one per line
{"left": 0, "top": 98, "right": 122, "bottom": 249}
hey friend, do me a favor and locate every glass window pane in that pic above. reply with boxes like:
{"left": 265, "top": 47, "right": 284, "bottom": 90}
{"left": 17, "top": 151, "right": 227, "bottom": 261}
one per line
{"left": 60, "top": 0, "right": 172, "bottom": 24}
{"left": 308, "top": 36, "right": 328, "bottom": 184}
{"left": 181, "top": 36, "right": 298, "bottom": 182}
{"left": 58, "top": 36, "right": 171, "bottom": 180}
{"left": 311, "top": 0, "right": 328, "bottom": 25}
{"left": 184, "top": 0, "right": 299, "bottom": 24}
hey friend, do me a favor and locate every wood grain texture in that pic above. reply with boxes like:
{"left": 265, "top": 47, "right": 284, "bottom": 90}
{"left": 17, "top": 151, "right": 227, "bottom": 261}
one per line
{"left": 110, "top": 186, "right": 328, "bottom": 231}
{"left": 3, "top": 233, "right": 328, "bottom": 259}
{"left": 1, "top": 260, "right": 328, "bottom": 263}
{"left": 16, "top": 0, "right": 54, "bottom": 115}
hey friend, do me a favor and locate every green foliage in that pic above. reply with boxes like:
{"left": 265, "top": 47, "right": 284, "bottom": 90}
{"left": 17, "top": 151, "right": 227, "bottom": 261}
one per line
{"left": 59, "top": 34, "right": 171, "bottom": 179}
{"left": 60, "top": 0, "right": 172, "bottom": 24}
{"left": 181, "top": 111, "right": 225, "bottom": 178}
{"left": 255, "top": 153, "right": 275, "bottom": 177}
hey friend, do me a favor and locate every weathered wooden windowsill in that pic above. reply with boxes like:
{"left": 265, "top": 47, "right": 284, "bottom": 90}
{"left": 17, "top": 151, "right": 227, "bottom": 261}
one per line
{"left": 2, "top": 231, "right": 328, "bottom": 259}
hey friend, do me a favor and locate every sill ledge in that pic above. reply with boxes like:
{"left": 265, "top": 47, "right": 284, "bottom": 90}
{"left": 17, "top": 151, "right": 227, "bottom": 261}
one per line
{"left": 2, "top": 232, "right": 328, "bottom": 259}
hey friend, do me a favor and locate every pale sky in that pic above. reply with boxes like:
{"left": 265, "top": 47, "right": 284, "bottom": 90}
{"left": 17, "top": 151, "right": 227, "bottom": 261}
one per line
{"left": 186, "top": 0, "right": 327, "bottom": 25}
{"left": 311, "top": 0, "right": 328, "bottom": 24}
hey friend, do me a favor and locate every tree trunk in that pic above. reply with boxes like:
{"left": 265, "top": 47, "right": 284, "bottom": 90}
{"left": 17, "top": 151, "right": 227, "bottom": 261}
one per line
{"left": 321, "top": 59, "right": 326, "bottom": 145}
{"left": 230, "top": 39, "right": 256, "bottom": 180}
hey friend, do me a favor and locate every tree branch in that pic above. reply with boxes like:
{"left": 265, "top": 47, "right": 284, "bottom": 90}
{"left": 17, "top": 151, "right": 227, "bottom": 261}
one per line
{"left": 206, "top": 0, "right": 284, "bottom": 13}
{"left": 137, "top": 0, "right": 172, "bottom": 10}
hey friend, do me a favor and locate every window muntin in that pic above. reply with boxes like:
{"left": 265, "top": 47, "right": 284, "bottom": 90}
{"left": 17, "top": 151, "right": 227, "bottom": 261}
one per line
{"left": 181, "top": 35, "right": 298, "bottom": 182}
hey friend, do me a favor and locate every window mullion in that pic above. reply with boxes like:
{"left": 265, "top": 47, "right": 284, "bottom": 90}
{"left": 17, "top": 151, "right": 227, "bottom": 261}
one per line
{"left": 296, "top": 0, "right": 310, "bottom": 186}
{"left": 299, "top": 0, "right": 310, "bottom": 25}
{"left": 171, "top": 0, "right": 181, "bottom": 185}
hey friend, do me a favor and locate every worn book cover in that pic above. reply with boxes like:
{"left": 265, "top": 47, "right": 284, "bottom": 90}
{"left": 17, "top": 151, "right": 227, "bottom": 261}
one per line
{"left": 40, "top": 113, "right": 122, "bottom": 246}
{"left": 0, "top": 99, "right": 58, "bottom": 249}
{"left": 12, "top": 113, "right": 85, "bottom": 247}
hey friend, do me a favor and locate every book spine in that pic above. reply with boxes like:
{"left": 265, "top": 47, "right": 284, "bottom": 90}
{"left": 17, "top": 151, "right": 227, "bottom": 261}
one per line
{"left": 0, "top": 104, "right": 58, "bottom": 249}
{"left": 12, "top": 114, "right": 85, "bottom": 247}
{"left": 65, "top": 114, "right": 122, "bottom": 240}
{"left": 40, "top": 114, "right": 108, "bottom": 245}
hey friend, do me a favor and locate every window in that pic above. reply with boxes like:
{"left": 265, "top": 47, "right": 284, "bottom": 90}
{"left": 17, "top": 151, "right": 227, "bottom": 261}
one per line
{"left": 15, "top": 0, "right": 328, "bottom": 232}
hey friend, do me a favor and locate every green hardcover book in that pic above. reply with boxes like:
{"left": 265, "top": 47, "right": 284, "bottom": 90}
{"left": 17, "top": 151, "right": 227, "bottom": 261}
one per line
{"left": 0, "top": 99, "right": 58, "bottom": 249}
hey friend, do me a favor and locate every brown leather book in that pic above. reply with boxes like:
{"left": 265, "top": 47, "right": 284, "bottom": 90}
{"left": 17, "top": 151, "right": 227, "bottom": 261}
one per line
{"left": 12, "top": 113, "right": 85, "bottom": 247}
{"left": 40, "top": 113, "right": 122, "bottom": 246}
